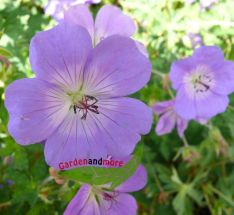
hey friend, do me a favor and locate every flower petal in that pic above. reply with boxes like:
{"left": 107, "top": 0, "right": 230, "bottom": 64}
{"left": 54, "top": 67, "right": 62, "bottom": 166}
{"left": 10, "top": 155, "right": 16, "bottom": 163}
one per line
{"left": 175, "top": 86, "right": 197, "bottom": 120}
{"left": 29, "top": 22, "right": 92, "bottom": 91}
{"left": 212, "top": 60, "right": 234, "bottom": 95}
{"left": 116, "top": 164, "right": 147, "bottom": 193}
{"left": 156, "top": 111, "right": 177, "bottom": 136}
{"left": 83, "top": 35, "right": 151, "bottom": 97}
{"left": 64, "top": 4, "right": 95, "bottom": 42}
{"left": 176, "top": 117, "right": 188, "bottom": 138}
{"left": 98, "top": 97, "right": 152, "bottom": 135}
{"left": 152, "top": 100, "right": 174, "bottom": 115}
{"left": 44, "top": 112, "right": 108, "bottom": 169}
{"left": 193, "top": 46, "right": 224, "bottom": 64}
{"left": 94, "top": 5, "right": 136, "bottom": 44}
{"left": 4, "top": 78, "right": 69, "bottom": 145}
{"left": 79, "top": 195, "right": 101, "bottom": 215}
{"left": 169, "top": 57, "right": 196, "bottom": 90}
{"left": 195, "top": 92, "right": 229, "bottom": 119}
{"left": 135, "top": 41, "right": 149, "bottom": 57}
{"left": 64, "top": 184, "right": 92, "bottom": 215}
{"left": 100, "top": 193, "right": 137, "bottom": 215}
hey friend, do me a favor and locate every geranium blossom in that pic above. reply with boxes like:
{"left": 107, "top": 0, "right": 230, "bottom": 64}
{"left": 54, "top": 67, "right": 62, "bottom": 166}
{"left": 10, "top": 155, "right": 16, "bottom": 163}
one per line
{"left": 64, "top": 165, "right": 147, "bottom": 215}
{"left": 153, "top": 100, "right": 188, "bottom": 137}
{"left": 64, "top": 4, "right": 136, "bottom": 46}
{"left": 5, "top": 23, "right": 152, "bottom": 169}
{"left": 45, "top": 0, "right": 101, "bottom": 21}
{"left": 169, "top": 46, "right": 234, "bottom": 120}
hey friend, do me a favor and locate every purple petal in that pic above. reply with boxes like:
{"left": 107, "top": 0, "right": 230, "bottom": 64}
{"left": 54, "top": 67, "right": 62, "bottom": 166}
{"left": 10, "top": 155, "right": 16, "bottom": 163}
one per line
{"left": 175, "top": 86, "right": 197, "bottom": 120}
{"left": 152, "top": 100, "right": 174, "bottom": 115}
{"left": 116, "top": 164, "right": 147, "bottom": 193}
{"left": 44, "top": 112, "right": 108, "bottom": 169}
{"left": 98, "top": 97, "right": 152, "bottom": 135}
{"left": 29, "top": 22, "right": 92, "bottom": 91}
{"left": 94, "top": 5, "right": 136, "bottom": 44}
{"left": 193, "top": 46, "right": 224, "bottom": 66}
{"left": 64, "top": 184, "right": 92, "bottom": 215}
{"left": 82, "top": 35, "right": 151, "bottom": 97}
{"left": 135, "top": 41, "right": 148, "bottom": 57}
{"left": 176, "top": 117, "right": 188, "bottom": 137}
{"left": 79, "top": 197, "right": 101, "bottom": 215}
{"left": 156, "top": 110, "right": 177, "bottom": 136}
{"left": 195, "top": 93, "right": 229, "bottom": 119}
{"left": 64, "top": 4, "right": 95, "bottom": 42}
{"left": 212, "top": 60, "right": 234, "bottom": 95}
{"left": 100, "top": 193, "right": 137, "bottom": 215}
{"left": 4, "top": 78, "right": 69, "bottom": 145}
{"left": 169, "top": 57, "right": 196, "bottom": 90}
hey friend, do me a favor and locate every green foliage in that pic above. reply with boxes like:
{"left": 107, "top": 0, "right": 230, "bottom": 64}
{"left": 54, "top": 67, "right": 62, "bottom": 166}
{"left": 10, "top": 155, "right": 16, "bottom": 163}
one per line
{"left": 1, "top": 0, "right": 234, "bottom": 214}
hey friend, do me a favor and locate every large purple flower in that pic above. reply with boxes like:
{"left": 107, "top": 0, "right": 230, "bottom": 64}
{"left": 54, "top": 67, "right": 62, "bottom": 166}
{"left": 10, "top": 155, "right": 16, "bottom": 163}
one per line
{"left": 5, "top": 23, "right": 152, "bottom": 169}
{"left": 64, "top": 4, "right": 136, "bottom": 46}
{"left": 64, "top": 165, "right": 147, "bottom": 215}
{"left": 153, "top": 100, "right": 188, "bottom": 137}
{"left": 170, "top": 46, "right": 234, "bottom": 120}
{"left": 45, "top": 0, "right": 101, "bottom": 21}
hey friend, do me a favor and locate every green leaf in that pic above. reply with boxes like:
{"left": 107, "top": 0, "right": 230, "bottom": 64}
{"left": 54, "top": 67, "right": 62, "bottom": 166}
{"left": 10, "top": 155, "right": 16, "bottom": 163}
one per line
{"left": 0, "top": 46, "right": 12, "bottom": 58}
{"left": 60, "top": 144, "right": 143, "bottom": 188}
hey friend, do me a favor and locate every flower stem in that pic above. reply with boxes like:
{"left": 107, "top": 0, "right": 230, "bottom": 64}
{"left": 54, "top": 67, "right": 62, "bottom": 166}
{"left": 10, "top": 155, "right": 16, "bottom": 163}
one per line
{"left": 152, "top": 69, "right": 165, "bottom": 78}
{"left": 0, "top": 201, "right": 11, "bottom": 208}
{"left": 209, "top": 185, "right": 234, "bottom": 207}
{"left": 182, "top": 135, "right": 189, "bottom": 147}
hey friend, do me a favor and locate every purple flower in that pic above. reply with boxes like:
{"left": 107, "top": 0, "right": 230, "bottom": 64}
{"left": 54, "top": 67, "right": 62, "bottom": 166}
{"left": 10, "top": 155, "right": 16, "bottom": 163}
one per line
{"left": 64, "top": 4, "right": 136, "bottom": 46}
{"left": 187, "top": 33, "right": 204, "bottom": 49}
{"left": 5, "top": 23, "right": 152, "bottom": 169}
{"left": 170, "top": 46, "right": 234, "bottom": 120}
{"left": 153, "top": 100, "right": 188, "bottom": 137}
{"left": 45, "top": 0, "right": 101, "bottom": 21}
{"left": 64, "top": 165, "right": 147, "bottom": 215}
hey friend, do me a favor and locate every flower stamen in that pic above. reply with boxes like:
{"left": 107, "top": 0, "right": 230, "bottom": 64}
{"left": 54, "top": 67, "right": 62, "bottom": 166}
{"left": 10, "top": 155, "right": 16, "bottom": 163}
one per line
{"left": 73, "top": 95, "right": 99, "bottom": 120}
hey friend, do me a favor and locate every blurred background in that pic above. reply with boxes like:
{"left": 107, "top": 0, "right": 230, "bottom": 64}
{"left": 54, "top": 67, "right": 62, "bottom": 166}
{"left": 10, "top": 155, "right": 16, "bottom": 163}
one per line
{"left": 1, "top": 0, "right": 234, "bottom": 214}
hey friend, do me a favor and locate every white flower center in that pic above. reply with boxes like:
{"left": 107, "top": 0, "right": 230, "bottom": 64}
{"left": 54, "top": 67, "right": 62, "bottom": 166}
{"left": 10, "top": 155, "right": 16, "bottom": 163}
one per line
{"left": 67, "top": 91, "right": 99, "bottom": 120}
{"left": 183, "top": 65, "right": 215, "bottom": 100}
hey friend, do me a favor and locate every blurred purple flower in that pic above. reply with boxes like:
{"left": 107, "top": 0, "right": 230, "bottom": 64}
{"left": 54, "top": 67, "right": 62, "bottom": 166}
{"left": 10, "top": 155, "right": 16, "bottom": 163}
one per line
{"left": 64, "top": 4, "right": 136, "bottom": 46}
{"left": 64, "top": 165, "right": 147, "bottom": 215}
{"left": 169, "top": 46, "right": 234, "bottom": 120}
{"left": 45, "top": 0, "right": 101, "bottom": 21}
{"left": 153, "top": 100, "right": 188, "bottom": 137}
{"left": 6, "top": 179, "right": 14, "bottom": 186}
{"left": 200, "top": 0, "right": 218, "bottom": 9}
{"left": 187, "top": 33, "right": 204, "bottom": 49}
{"left": 5, "top": 23, "right": 152, "bottom": 169}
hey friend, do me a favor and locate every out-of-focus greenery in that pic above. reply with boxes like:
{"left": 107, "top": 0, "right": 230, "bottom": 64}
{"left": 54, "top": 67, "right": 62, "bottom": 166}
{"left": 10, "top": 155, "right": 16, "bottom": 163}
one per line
{"left": 1, "top": 0, "right": 234, "bottom": 214}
